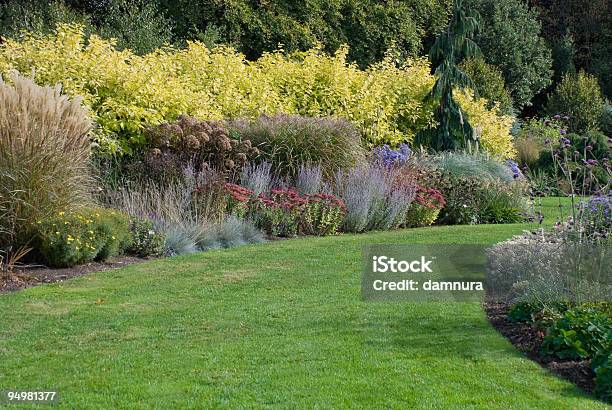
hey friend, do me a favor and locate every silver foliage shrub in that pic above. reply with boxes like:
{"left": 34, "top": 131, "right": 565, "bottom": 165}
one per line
{"left": 486, "top": 231, "right": 611, "bottom": 306}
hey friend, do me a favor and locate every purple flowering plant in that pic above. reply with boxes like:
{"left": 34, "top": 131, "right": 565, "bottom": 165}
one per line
{"left": 536, "top": 115, "right": 611, "bottom": 241}
{"left": 372, "top": 143, "right": 411, "bottom": 168}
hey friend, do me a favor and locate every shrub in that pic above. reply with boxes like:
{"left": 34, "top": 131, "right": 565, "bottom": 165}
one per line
{"left": 228, "top": 115, "right": 366, "bottom": 179}
{"left": 601, "top": 100, "right": 612, "bottom": 137}
{"left": 96, "top": 208, "right": 132, "bottom": 260}
{"left": 0, "top": 24, "right": 514, "bottom": 157}
{"left": 541, "top": 307, "right": 611, "bottom": 360}
{"left": 459, "top": 57, "right": 514, "bottom": 115}
{"left": 507, "top": 302, "right": 543, "bottom": 324}
{"left": 546, "top": 71, "right": 605, "bottom": 133}
{"left": 465, "top": 0, "right": 553, "bottom": 109}
{"left": 33, "top": 208, "right": 131, "bottom": 268}
{"left": 156, "top": 0, "right": 450, "bottom": 68}
{"left": 415, "top": 152, "right": 527, "bottom": 225}
{"left": 126, "top": 217, "right": 165, "bottom": 257}
{"left": 0, "top": 72, "right": 92, "bottom": 247}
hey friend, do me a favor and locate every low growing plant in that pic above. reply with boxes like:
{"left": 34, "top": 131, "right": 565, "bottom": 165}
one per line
{"left": 592, "top": 347, "right": 612, "bottom": 403}
{"left": 33, "top": 208, "right": 131, "bottom": 268}
{"left": 405, "top": 185, "right": 445, "bottom": 227}
{"left": 302, "top": 193, "right": 346, "bottom": 236}
{"left": 541, "top": 307, "right": 611, "bottom": 360}
{"left": 126, "top": 217, "right": 165, "bottom": 257}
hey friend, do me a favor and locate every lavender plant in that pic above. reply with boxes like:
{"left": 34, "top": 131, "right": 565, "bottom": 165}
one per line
{"left": 333, "top": 163, "right": 416, "bottom": 232}
{"left": 295, "top": 163, "right": 323, "bottom": 195}
{"left": 240, "top": 161, "right": 273, "bottom": 196}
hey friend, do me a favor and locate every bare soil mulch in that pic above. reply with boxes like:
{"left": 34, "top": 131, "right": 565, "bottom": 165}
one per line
{"left": 484, "top": 299, "right": 595, "bottom": 393}
{"left": 0, "top": 256, "right": 149, "bottom": 293}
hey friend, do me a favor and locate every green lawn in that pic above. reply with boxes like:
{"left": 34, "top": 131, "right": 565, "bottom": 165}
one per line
{"left": 0, "top": 198, "right": 607, "bottom": 408}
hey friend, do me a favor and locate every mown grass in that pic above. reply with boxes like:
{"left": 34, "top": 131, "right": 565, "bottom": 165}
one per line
{"left": 0, "top": 197, "right": 606, "bottom": 408}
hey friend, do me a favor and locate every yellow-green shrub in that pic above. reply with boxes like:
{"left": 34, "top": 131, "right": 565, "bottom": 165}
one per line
{"left": 0, "top": 24, "right": 514, "bottom": 158}
{"left": 454, "top": 90, "right": 516, "bottom": 159}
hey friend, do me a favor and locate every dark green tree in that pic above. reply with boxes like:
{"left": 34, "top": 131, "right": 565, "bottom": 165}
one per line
{"left": 415, "top": 0, "right": 481, "bottom": 152}
{"left": 465, "top": 0, "right": 553, "bottom": 110}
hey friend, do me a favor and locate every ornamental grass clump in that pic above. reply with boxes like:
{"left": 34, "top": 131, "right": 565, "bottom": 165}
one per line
{"left": 227, "top": 115, "right": 366, "bottom": 179}
{"left": 0, "top": 72, "right": 92, "bottom": 248}
{"left": 422, "top": 151, "right": 516, "bottom": 183}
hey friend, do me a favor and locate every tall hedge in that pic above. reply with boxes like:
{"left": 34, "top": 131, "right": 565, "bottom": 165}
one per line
{"left": 0, "top": 24, "right": 516, "bottom": 158}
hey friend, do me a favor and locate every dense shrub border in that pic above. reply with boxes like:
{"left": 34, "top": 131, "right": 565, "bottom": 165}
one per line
{"left": 0, "top": 24, "right": 516, "bottom": 158}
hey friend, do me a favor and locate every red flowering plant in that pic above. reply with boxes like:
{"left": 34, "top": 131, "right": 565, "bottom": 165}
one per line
{"left": 302, "top": 193, "right": 347, "bottom": 235}
{"left": 405, "top": 185, "right": 446, "bottom": 227}
{"left": 246, "top": 189, "right": 304, "bottom": 237}
{"left": 414, "top": 185, "right": 446, "bottom": 210}
{"left": 223, "top": 181, "right": 348, "bottom": 237}
{"left": 224, "top": 183, "right": 254, "bottom": 219}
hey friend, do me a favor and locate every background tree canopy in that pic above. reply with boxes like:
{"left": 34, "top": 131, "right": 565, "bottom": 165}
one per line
{"left": 0, "top": 0, "right": 608, "bottom": 120}
{"left": 0, "top": 0, "right": 452, "bottom": 68}
{"left": 463, "top": 0, "right": 553, "bottom": 111}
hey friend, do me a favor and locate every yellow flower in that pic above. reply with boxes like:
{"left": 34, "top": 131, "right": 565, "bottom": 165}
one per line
{"left": 59, "top": 211, "right": 65, "bottom": 216}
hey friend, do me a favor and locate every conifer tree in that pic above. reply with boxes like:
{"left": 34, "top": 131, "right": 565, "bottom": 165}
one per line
{"left": 415, "top": 0, "right": 481, "bottom": 152}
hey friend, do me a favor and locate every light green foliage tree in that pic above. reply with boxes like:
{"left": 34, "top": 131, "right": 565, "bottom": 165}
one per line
{"left": 546, "top": 71, "right": 605, "bottom": 133}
